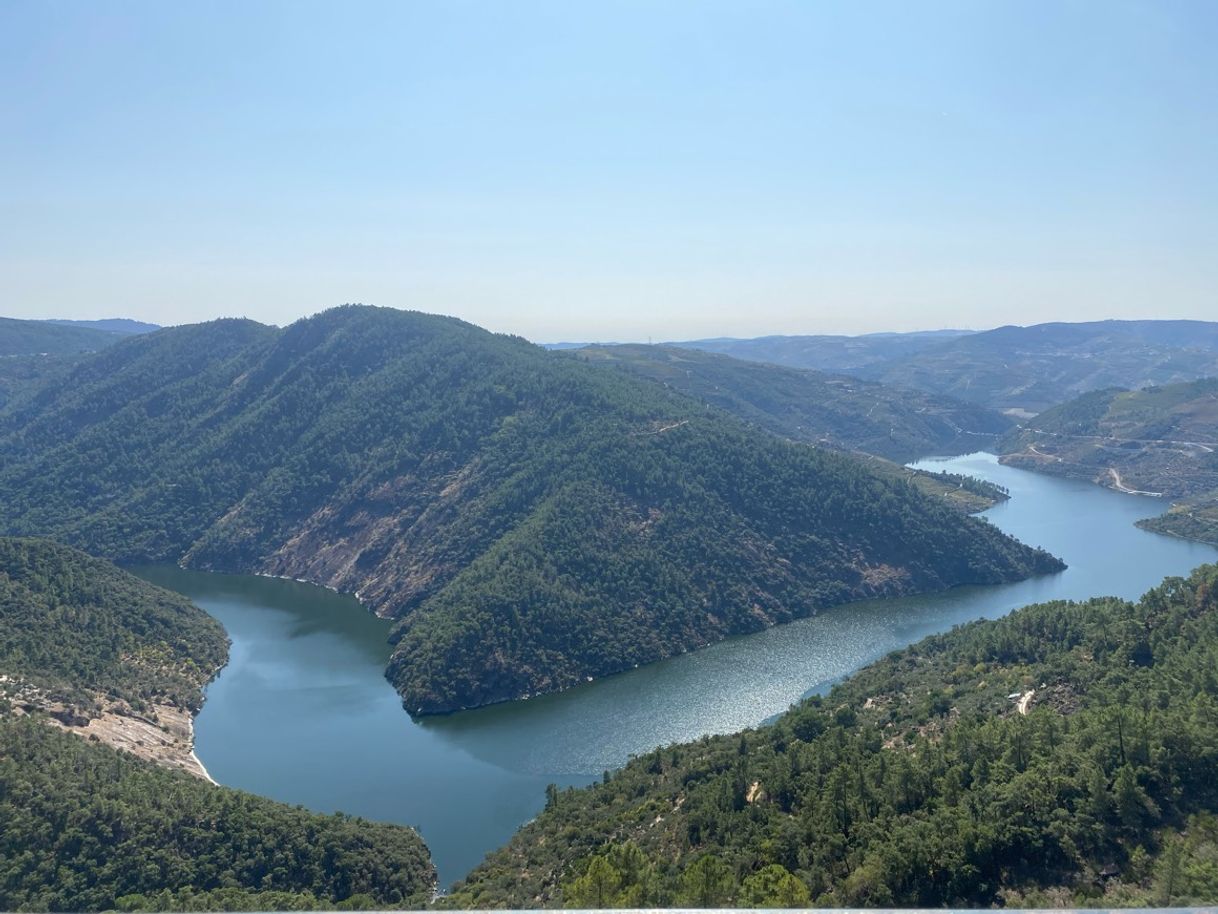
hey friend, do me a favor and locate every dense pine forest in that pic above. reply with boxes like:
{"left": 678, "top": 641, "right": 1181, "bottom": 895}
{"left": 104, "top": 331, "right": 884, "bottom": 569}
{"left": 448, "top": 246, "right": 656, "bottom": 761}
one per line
{"left": 0, "top": 538, "right": 436, "bottom": 911}
{"left": 0, "top": 718, "right": 435, "bottom": 912}
{"left": 448, "top": 563, "right": 1218, "bottom": 909}
{"left": 0, "top": 537, "right": 227, "bottom": 716}
{"left": 0, "top": 306, "right": 1060, "bottom": 713}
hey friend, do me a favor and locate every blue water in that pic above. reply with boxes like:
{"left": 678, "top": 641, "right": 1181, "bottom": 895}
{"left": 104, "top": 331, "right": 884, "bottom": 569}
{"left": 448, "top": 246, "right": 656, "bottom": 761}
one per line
{"left": 136, "top": 453, "right": 1217, "bottom": 887}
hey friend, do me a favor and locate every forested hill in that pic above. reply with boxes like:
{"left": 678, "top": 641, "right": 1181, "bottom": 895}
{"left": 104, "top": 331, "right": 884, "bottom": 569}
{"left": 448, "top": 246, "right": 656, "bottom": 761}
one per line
{"left": 0, "top": 537, "right": 227, "bottom": 718}
{"left": 449, "top": 563, "right": 1218, "bottom": 909}
{"left": 572, "top": 343, "right": 1012, "bottom": 462}
{"left": 0, "top": 537, "right": 436, "bottom": 911}
{"left": 0, "top": 316, "right": 158, "bottom": 411}
{"left": 999, "top": 378, "right": 1218, "bottom": 545}
{"left": 0, "top": 305, "right": 1060, "bottom": 713}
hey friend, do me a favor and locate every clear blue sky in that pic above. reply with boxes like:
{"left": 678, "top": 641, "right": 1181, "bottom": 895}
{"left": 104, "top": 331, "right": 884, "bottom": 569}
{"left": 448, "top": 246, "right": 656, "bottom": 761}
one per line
{"left": 2, "top": 1, "right": 1215, "bottom": 341}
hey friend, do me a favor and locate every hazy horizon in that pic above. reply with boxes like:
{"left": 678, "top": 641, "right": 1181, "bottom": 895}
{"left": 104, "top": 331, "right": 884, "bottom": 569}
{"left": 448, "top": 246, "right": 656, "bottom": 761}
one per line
{"left": 25, "top": 307, "right": 1218, "bottom": 349}
{"left": 3, "top": 1, "right": 1216, "bottom": 340}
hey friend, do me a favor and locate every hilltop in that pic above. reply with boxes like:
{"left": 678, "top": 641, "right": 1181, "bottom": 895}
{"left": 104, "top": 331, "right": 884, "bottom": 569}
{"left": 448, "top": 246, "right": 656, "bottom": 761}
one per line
{"left": 0, "top": 305, "right": 1059, "bottom": 713}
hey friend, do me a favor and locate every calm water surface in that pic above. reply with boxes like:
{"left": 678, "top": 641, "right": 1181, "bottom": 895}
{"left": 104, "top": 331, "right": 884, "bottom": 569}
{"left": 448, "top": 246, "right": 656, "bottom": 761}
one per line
{"left": 134, "top": 453, "right": 1217, "bottom": 887}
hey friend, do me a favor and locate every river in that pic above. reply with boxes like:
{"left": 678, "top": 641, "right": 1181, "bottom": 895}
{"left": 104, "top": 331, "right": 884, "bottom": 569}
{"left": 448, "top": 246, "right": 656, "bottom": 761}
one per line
{"left": 133, "top": 452, "right": 1217, "bottom": 888}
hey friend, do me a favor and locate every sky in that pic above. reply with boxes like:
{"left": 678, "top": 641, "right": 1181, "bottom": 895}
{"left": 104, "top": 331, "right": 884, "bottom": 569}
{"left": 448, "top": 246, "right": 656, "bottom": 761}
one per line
{"left": 2, "top": 1, "right": 1216, "bottom": 342}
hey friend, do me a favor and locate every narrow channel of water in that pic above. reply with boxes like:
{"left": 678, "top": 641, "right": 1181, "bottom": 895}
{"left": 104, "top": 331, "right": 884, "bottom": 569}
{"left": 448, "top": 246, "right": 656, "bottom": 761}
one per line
{"left": 135, "top": 453, "right": 1217, "bottom": 887}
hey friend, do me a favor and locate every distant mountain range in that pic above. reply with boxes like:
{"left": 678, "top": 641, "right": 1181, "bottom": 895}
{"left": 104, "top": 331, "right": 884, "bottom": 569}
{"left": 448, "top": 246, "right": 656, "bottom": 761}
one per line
{"left": 0, "top": 305, "right": 1059, "bottom": 714}
{"left": 0, "top": 315, "right": 159, "bottom": 356}
{"left": 671, "top": 328, "right": 974, "bottom": 374}
{"left": 672, "top": 321, "right": 1218, "bottom": 413}
{"left": 44, "top": 317, "right": 160, "bottom": 335}
{"left": 571, "top": 343, "right": 1012, "bottom": 462}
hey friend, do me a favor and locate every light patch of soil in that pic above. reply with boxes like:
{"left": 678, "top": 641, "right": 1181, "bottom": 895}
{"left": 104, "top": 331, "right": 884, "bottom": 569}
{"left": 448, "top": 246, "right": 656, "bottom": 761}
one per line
{"left": 60, "top": 703, "right": 214, "bottom": 782}
{"left": 2, "top": 673, "right": 212, "bottom": 781}
{"left": 858, "top": 562, "right": 912, "bottom": 592}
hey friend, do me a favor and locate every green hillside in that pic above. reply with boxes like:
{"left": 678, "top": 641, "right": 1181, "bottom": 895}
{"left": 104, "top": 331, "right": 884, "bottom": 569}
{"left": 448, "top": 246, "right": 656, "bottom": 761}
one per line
{"left": 0, "top": 305, "right": 1060, "bottom": 713}
{"left": 0, "top": 718, "right": 436, "bottom": 912}
{"left": 0, "top": 537, "right": 436, "bottom": 911}
{"left": 572, "top": 343, "right": 1012, "bottom": 462}
{"left": 449, "top": 563, "right": 1218, "bottom": 909}
{"left": 999, "top": 379, "right": 1218, "bottom": 544}
{"left": 0, "top": 537, "right": 227, "bottom": 716}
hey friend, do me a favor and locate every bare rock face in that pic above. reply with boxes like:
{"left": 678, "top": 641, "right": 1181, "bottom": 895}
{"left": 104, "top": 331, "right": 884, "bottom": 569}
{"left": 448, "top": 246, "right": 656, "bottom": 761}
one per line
{"left": 2, "top": 674, "right": 213, "bottom": 781}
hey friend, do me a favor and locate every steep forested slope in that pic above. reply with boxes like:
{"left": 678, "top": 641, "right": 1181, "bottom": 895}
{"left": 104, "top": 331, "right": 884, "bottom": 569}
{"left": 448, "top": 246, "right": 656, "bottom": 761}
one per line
{"left": 999, "top": 379, "right": 1218, "bottom": 544}
{"left": 572, "top": 344, "right": 1011, "bottom": 461}
{"left": 0, "top": 306, "right": 1060, "bottom": 712}
{"left": 0, "top": 353, "right": 86, "bottom": 414}
{"left": 0, "top": 538, "right": 436, "bottom": 911}
{"left": 999, "top": 379, "right": 1218, "bottom": 497}
{"left": 450, "top": 564, "right": 1218, "bottom": 909}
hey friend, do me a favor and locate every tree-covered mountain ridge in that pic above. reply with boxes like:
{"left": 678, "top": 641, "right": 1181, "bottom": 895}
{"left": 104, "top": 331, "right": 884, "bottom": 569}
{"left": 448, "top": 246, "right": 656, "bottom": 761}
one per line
{"left": 448, "top": 563, "right": 1218, "bottom": 909}
{"left": 0, "top": 305, "right": 1061, "bottom": 713}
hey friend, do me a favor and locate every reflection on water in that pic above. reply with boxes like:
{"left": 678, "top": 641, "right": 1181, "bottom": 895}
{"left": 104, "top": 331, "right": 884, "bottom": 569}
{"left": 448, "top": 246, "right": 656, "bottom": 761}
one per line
{"left": 136, "top": 453, "right": 1217, "bottom": 886}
